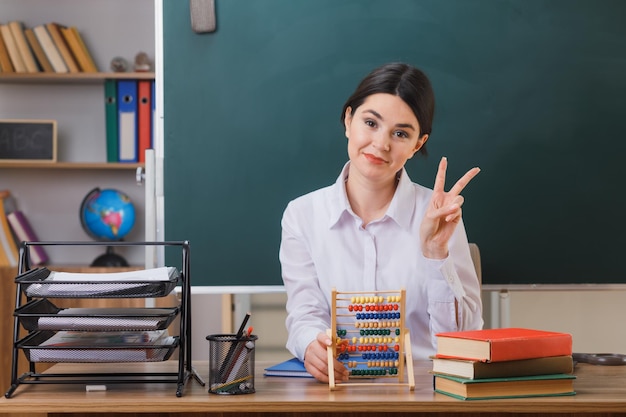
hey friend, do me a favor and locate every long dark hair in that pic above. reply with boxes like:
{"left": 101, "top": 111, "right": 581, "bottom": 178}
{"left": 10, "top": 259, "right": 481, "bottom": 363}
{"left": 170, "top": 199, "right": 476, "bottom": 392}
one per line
{"left": 341, "top": 63, "right": 435, "bottom": 156}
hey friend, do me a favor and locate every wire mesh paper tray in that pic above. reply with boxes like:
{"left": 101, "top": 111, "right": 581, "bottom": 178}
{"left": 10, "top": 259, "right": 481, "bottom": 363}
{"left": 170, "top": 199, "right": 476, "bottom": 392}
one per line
{"left": 15, "top": 298, "right": 179, "bottom": 332}
{"left": 15, "top": 266, "right": 179, "bottom": 298}
{"left": 16, "top": 331, "right": 179, "bottom": 363}
{"left": 6, "top": 241, "right": 203, "bottom": 399}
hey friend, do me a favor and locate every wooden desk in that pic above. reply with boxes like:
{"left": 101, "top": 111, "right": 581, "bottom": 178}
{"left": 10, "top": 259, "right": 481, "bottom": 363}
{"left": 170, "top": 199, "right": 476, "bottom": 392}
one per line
{"left": 1, "top": 361, "right": 625, "bottom": 416}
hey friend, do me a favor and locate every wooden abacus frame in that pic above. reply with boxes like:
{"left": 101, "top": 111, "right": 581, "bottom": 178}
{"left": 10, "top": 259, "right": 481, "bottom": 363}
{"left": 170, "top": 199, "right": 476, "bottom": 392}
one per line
{"left": 326, "top": 288, "right": 415, "bottom": 390}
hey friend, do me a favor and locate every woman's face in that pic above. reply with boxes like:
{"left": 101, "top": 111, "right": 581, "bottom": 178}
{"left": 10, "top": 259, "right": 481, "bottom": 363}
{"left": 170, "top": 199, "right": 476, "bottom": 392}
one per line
{"left": 344, "top": 93, "right": 427, "bottom": 184}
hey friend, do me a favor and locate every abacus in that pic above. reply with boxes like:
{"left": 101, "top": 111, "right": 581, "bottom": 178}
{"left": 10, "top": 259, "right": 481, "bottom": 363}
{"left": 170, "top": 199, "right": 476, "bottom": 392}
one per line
{"left": 326, "top": 288, "right": 415, "bottom": 390}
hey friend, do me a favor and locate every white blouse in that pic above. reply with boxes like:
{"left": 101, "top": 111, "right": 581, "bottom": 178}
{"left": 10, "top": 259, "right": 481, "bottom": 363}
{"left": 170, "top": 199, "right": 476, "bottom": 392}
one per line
{"left": 279, "top": 162, "right": 483, "bottom": 361}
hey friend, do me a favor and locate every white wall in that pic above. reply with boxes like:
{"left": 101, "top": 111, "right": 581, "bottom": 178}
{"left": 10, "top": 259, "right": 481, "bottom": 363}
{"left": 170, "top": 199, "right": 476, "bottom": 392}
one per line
{"left": 186, "top": 288, "right": 626, "bottom": 363}
{"left": 507, "top": 290, "right": 626, "bottom": 354}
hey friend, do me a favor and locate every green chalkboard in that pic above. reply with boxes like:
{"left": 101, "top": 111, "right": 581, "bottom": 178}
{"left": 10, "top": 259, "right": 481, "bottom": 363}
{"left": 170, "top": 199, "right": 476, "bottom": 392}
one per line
{"left": 163, "top": 0, "right": 626, "bottom": 286}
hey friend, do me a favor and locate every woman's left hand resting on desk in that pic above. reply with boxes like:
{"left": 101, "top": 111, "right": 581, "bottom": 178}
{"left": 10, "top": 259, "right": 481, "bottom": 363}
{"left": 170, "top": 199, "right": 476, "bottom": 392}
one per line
{"left": 420, "top": 156, "right": 480, "bottom": 259}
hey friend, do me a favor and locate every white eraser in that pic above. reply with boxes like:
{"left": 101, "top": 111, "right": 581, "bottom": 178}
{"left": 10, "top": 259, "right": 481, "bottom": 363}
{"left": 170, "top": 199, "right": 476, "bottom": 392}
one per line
{"left": 86, "top": 385, "right": 107, "bottom": 392}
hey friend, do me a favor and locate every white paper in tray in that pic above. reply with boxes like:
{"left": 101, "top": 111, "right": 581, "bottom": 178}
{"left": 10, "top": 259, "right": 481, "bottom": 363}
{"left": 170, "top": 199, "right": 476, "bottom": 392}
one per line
{"left": 37, "top": 317, "right": 161, "bottom": 330}
{"left": 48, "top": 267, "right": 176, "bottom": 282}
{"left": 29, "top": 335, "right": 177, "bottom": 362}
{"left": 36, "top": 307, "right": 174, "bottom": 330}
{"left": 25, "top": 267, "right": 178, "bottom": 297}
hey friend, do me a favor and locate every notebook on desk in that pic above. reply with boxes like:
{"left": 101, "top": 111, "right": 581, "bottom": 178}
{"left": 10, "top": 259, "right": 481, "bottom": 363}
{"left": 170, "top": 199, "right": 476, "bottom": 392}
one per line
{"left": 264, "top": 357, "right": 313, "bottom": 378}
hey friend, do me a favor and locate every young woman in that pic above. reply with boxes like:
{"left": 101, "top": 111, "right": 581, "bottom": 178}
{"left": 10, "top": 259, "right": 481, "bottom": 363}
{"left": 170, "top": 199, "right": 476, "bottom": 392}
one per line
{"left": 279, "top": 62, "right": 483, "bottom": 383}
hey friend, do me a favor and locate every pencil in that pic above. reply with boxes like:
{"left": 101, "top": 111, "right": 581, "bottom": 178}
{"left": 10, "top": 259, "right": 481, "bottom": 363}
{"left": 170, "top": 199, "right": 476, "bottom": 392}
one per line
{"left": 218, "top": 313, "right": 250, "bottom": 380}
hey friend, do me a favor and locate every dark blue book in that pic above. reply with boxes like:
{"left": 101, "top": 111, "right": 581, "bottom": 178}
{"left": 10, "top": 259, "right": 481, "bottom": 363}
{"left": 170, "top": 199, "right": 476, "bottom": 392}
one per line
{"left": 264, "top": 357, "right": 312, "bottom": 378}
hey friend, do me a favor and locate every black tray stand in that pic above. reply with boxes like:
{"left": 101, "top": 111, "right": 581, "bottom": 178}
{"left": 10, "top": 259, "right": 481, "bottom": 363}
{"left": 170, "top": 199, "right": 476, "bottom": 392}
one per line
{"left": 5, "top": 241, "right": 205, "bottom": 398}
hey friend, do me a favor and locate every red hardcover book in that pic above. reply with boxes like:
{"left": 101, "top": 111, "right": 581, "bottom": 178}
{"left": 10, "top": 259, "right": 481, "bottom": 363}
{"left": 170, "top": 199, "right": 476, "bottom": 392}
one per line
{"left": 6, "top": 210, "right": 49, "bottom": 265}
{"left": 137, "top": 80, "right": 152, "bottom": 163}
{"left": 435, "top": 328, "right": 572, "bottom": 363}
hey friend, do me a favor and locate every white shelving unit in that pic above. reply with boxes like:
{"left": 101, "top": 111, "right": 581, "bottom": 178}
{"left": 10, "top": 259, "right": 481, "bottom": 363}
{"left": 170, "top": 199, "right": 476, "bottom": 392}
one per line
{"left": 0, "top": 0, "right": 156, "bottom": 266}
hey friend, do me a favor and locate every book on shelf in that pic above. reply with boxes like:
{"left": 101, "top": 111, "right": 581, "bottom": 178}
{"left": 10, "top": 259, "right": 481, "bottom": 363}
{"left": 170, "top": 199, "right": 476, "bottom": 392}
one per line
{"left": 70, "top": 26, "right": 98, "bottom": 72}
{"left": 105, "top": 79, "right": 119, "bottom": 162}
{"left": 0, "top": 208, "right": 10, "bottom": 266}
{"left": 117, "top": 79, "right": 139, "bottom": 162}
{"left": 152, "top": 80, "right": 156, "bottom": 156}
{"left": 0, "top": 23, "right": 25, "bottom": 72}
{"left": 435, "top": 328, "right": 572, "bottom": 362}
{"left": 0, "top": 238, "right": 9, "bottom": 266}
{"left": 433, "top": 372, "right": 576, "bottom": 400}
{"left": 137, "top": 79, "right": 153, "bottom": 163}
{"left": 33, "top": 24, "right": 68, "bottom": 73}
{"left": 24, "top": 27, "right": 54, "bottom": 72}
{"left": 8, "top": 21, "right": 39, "bottom": 73}
{"left": 60, "top": 25, "right": 97, "bottom": 72}
{"left": 0, "top": 190, "right": 12, "bottom": 266}
{"left": 431, "top": 355, "right": 574, "bottom": 380}
{"left": 264, "top": 357, "right": 313, "bottom": 378}
{"left": 0, "top": 26, "right": 15, "bottom": 72}
{"left": 0, "top": 192, "right": 19, "bottom": 267}
{"left": 45, "top": 22, "right": 79, "bottom": 73}
{"left": 6, "top": 210, "right": 49, "bottom": 265}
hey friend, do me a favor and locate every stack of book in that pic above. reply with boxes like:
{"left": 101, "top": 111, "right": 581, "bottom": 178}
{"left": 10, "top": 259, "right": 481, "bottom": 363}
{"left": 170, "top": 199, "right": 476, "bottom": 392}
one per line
{"left": 432, "top": 327, "right": 575, "bottom": 400}
{"left": 0, "top": 20, "right": 97, "bottom": 74}
{"left": 0, "top": 189, "right": 48, "bottom": 267}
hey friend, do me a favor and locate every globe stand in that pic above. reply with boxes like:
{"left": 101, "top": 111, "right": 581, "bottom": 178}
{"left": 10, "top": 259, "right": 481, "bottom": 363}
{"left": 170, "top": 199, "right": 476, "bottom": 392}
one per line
{"left": 90, "top": 246, "right": 129, "bottom": 267}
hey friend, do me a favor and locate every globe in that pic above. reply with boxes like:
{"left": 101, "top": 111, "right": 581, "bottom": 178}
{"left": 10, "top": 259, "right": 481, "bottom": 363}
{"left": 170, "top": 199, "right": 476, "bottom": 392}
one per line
{"left": 80, "top": 188, "right": 136, "bottom": 241}
{"left": 80, "top": 188, "right": 136, "bottom": 267}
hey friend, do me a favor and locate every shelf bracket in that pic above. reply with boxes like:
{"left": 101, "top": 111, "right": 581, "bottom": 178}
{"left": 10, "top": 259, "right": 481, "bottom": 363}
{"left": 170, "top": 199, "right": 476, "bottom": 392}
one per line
{"left": 136, "top": 167, "right": 145, "bottom": 185}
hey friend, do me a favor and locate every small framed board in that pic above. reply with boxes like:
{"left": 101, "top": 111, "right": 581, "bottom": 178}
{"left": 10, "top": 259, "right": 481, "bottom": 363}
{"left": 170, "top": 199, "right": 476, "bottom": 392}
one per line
{"left": 0, "top": 119, "right": 57, "bottom": 162}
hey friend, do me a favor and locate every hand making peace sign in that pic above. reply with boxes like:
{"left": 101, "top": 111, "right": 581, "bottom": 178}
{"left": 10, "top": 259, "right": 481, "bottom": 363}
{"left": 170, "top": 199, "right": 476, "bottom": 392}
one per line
{"left": 420, "top": 157, "right": 480, "bottom": 259}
